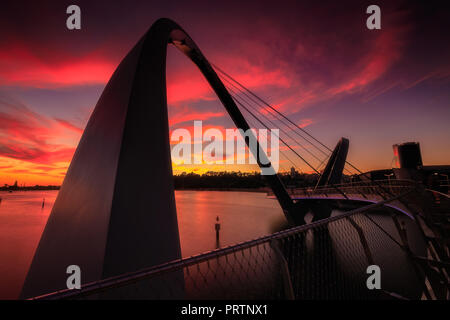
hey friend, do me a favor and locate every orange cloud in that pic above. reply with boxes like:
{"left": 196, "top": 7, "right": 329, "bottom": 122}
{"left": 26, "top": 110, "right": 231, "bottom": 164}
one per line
{"left": 0, "top": 95, "right": 83, "bottom": 184}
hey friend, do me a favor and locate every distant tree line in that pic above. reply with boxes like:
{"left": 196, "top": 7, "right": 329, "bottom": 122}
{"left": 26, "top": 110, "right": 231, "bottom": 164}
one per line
{"left": 0, "top": 184, "right": 60, "bottom": 192}
{"left": 1, "top": 171, "right": 329, "bottom": 192}
{"left": 173, "top": 171, "right": 321, "bottom": 190}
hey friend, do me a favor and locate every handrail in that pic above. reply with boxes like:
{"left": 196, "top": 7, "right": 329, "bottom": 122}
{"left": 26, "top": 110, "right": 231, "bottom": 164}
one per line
{"left": 269, "top": 179, "right": 415, "bottom": 197}
{"left": 30, "top": 183, "right": 417, "bottom": 300}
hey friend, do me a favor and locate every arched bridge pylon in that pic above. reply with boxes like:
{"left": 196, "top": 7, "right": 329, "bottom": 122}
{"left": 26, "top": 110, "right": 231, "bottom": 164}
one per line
{"left": 316, "top": 137, "right": 349, "bottom": 188}
{"left": 20, "top": 18, "right": 298, "bottom": 299}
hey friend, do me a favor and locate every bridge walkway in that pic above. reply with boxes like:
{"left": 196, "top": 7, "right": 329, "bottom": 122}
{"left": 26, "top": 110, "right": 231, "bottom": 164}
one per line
{"left": 29, "top": 180, "right": 449, "bottom": 300}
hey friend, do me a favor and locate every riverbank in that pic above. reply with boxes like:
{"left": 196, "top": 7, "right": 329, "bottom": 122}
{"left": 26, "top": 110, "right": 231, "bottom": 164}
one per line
{"left": 0, "top": 186, "right": 60, "bottom": 192}
{"left": 1, "top": 187, "right": 271, "bottom": 193}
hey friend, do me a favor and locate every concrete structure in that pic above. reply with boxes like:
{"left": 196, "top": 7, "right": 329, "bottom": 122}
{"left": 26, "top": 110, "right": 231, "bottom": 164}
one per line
{"left": 21, "top": 18, "right": 297, "bottom": 298}
{"left": 316, "top": 138, "right": 349, "bottom": 187}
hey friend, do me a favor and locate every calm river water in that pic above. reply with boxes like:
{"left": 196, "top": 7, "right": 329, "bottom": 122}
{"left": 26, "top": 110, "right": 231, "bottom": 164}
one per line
{"left": 0, "top": 190, "right": 286, "bottom": 299}
{"left": 0, "top": 189, "right": 429, "bottom": 300}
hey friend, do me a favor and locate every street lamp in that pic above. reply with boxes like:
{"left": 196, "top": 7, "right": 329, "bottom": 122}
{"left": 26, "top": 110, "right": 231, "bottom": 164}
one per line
{"left": 384, "top": 173, "right": 394, "bottom": 193}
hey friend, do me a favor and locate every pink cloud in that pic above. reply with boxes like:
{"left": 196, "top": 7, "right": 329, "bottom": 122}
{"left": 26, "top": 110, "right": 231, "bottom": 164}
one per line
{"left": 0, "top": 95, "right": 81, "bottom": 165}
{"left": 54, "top": 118, "right": 83, "bottom": 134}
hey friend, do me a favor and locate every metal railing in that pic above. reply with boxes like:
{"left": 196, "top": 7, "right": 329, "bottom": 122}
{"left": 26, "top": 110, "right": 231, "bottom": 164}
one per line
{"left": 31, "top": 182, "right": 443, "bottom": 300}
{"left": 273, "top": 179, "right": 416, "bottom": 199}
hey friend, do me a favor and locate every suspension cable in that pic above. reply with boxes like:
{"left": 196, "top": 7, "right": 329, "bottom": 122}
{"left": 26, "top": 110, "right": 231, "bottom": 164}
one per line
{"left": 212, "top": 63, "right": 367, "bottom": 177}
{"left": 223, "top": 80, "right": 327, "bottom": 168}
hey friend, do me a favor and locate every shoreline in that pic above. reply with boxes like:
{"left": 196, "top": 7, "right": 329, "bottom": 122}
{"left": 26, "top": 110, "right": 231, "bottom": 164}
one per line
{"left": 0, "top": 187, "right": 270, "bottom": 193}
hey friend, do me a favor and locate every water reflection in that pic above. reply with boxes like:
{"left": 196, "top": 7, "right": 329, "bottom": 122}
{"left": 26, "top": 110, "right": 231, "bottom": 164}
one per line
{"left": 0, "top": 190, "right": 285, "bottom": 299}
{"left": 0, "top": 190, "right": 427, "bottom": 300}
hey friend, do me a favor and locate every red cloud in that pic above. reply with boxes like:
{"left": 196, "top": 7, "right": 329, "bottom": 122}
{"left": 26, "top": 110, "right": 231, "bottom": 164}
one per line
{"left": 0, "top": 44, "right": 115, "bottom": 88}
{"left": 169, "top": 109, "right": 225, "bottom": 126}
{"left": 328, "top": 29, "right": 405, "bottom": 96}
{"left": 166, "top": 67, "right": 213, "bottom": 104}
{"left": 0, "top": 144, "right": 75, "bottom": 164}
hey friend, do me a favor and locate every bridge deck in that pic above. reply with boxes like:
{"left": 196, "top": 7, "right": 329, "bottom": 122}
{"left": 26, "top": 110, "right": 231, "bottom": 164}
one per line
{"left": 290, "top": 193, "right": 414, "bottom": 219}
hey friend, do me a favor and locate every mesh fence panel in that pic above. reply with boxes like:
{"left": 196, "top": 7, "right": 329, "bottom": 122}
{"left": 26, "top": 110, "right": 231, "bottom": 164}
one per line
{"left": 34, "top": 181, "right": 435, "bottom": 300}
{"left": 38, "top": 219, "right": 423, "bottom": 299}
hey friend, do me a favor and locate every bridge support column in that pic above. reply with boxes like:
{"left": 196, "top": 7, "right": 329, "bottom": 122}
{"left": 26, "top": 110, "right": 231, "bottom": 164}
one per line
{"left": 21, "top": 20, "right": 183, "bottom": 299}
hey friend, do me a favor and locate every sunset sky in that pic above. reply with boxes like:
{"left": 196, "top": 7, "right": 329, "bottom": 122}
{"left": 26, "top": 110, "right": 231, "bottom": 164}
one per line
{"left": 0, "top": 0, "right": 449, "bottom": 185}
